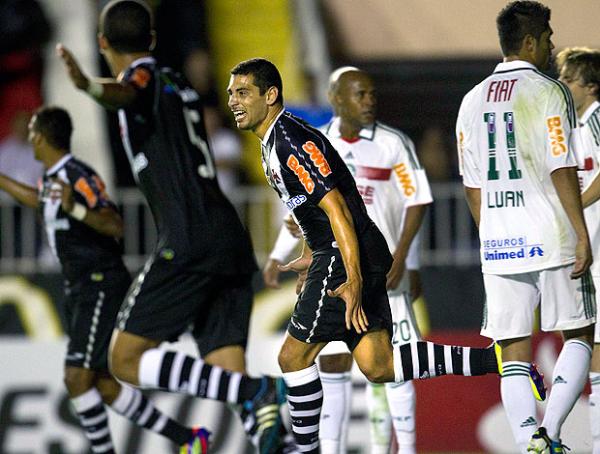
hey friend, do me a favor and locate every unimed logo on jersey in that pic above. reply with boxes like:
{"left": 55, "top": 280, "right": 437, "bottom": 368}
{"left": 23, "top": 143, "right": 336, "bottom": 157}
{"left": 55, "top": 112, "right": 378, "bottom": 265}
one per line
{"left": 393, "top": 163, "right": 415, "bottom": 196}
{"left": 287, "top": 155, "right": 315, "bottom": 193}
{"left": 546, "top": 116, "right": 567, "bottom": 156}
{"left": 302, "top": 141, "right": 331, "bottom": 177}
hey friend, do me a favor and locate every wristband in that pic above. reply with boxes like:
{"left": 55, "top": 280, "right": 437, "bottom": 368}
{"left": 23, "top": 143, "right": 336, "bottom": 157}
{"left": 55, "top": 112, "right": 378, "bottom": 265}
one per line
{"left": 86, "top": 81, "right": 104, "bottom": 98}
{"left": 69, "top": 203, "right": 88, "bottom": 221}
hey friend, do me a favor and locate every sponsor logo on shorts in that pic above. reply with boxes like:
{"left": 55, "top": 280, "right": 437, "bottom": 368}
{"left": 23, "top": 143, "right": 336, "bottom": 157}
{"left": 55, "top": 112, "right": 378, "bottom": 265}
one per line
{"left": 286, "top": 195, "right": 307, "bottom": 210}
{"left": 290, "top": 317, "right": 307, "bottom": 331}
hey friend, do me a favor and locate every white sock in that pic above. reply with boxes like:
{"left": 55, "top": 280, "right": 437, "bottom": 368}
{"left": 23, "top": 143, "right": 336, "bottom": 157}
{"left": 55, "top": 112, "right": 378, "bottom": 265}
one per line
{"left": 542, "top": 339, "right": 592, "bottom": 440}
{"left": 501, "top": 361, "right": 537, "bottom": 453}
{"left": 590, "top": 372, "right": 600, "bottom": 454}
{"left": 366, "top": 382, "right": 391, "bottom": 453}
{"left": 386, "top": 381, "right": 416, "bottom": 454}
{"left": 319, "top": 371, "right": 351, "bottom": 454}
{"left": 71, "top": 388, "right": 114, "bottom": 453}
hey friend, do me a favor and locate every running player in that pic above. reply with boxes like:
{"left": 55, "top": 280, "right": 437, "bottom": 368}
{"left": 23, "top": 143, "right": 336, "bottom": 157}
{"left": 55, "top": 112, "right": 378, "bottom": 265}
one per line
{"left": 228, "top": 57, "right": 509, "bottom": 454}
{"left": 457, "top": 2, "right": 596, "bottom": 452}
{"left": 263, "top": 66, "right": 431, "bottom": 454}
{"left": 557, "top": 46, "right": 600, "bottom": 454}
{"left": 0, "top": 106, "right": 209, "bottom": 454}
{"left": 56, "top": 1, "right": 286, "bottom": 453}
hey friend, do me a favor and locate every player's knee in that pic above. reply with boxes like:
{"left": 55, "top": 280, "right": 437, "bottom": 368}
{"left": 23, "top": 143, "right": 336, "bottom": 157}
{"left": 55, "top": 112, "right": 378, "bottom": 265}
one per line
{"left": 318, "top": 353, "right": 353, "bottom": 373}
{"left": 278, "top": 344, "right": 311, "bottom": 372}
{"left": 96, "top": 376, "right": 122, "bottom": 404}
{"left": 358, "top": 361, "right": 390, "bottom": 383}
{"left": 63, "top": 368, "right": 95, "bottom": 397}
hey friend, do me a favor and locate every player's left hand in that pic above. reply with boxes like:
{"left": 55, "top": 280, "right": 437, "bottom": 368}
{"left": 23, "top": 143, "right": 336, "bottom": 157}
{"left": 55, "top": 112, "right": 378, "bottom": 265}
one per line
{"left": 56, "top": 43, "right": 90, "bottom": 91}
{"left": 50, "top": 178, "right": 74, "bottom": 212}
{"left": 571, "top": 237, "right": 592, "bottom": 279}
{"left": 386, "top": 258, "right": 405, "bottom": 290}
{"left": 279, "top": 255, "right": 312, "bottom": 294}
{"left": 327, "top": 278, "right": 368, "bottom": 333}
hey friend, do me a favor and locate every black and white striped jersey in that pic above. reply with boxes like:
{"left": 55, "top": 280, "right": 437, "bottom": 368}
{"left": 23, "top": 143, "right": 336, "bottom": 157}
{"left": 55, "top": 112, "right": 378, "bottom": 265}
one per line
{"left": 40, "top": 154, "right": 124, "bottom": 282}
{"left": 118, "top": 57, "right": 257, "bottom": 275}
{"left": 261, "top": 111, "right": 392, "bottom": 274}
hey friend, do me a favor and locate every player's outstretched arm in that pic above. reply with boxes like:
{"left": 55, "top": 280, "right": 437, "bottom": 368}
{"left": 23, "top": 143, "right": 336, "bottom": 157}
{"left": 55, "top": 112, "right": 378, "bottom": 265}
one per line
{"left": 0, "top": 174, "right": 38, "bottom": 208}
{"left": 551, "top": 166, "right": 592, "bottom": 278}
{"left": 51, "top": 178, "right": 123, "bottom": 238}
{"left": 56, "top": 44, "right": 137, "bottom": 110}
{"left": 318, "top": 188, "right": 367, "bottom": 333}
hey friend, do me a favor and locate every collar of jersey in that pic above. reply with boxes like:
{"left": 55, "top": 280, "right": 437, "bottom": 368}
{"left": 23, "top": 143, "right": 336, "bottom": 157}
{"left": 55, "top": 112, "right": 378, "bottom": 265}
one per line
{"left": 493, "top": 60, "right": 537, "bottom": 73}
{"left": 46, "top": 153, "right": 73, "bottom": 176}
{"left": 326, "top": 116, "right": 375, "bottom": 140}
{"left": 261, "top": 108, "right": 286, "bottom": 146}
{"left": 118, "top": 56, "right": 156, "bottom": 81}
{"left": 580, "top": 100, "right": 600, "bottom": 125}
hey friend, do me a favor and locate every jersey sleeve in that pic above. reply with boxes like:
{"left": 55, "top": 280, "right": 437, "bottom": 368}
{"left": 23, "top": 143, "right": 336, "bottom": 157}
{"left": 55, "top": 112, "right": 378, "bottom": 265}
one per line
{"left": 543, "top": 83, "right": 577, "bottom": 173}
{"left": 121, "top": 63, "right": 155, "bottom": 116}
{"left": 278, "top": 130, "right": 340, "bottom": 204}
{"left": 391, "top": 135, "right": 433, "bottom": 207}
{"left": 72, "top": 171, "right": 112, "bottom": 210}
{"left": 456, "top": 95, "right": 481, "bottom": 188}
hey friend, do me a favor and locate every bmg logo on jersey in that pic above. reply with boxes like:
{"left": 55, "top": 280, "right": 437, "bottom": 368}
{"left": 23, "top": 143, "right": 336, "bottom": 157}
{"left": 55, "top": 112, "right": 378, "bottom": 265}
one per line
{"left": 286, "top": 195, "right": 307, "bottom": 210}
{"left": 287, "top": 155, "right": 315, "bottom": 193}
{"left": 546, "top": 116, "right": 567, "bottom": 156}
{"left": 302, "top": 141, "right": 331, "bottom": 177}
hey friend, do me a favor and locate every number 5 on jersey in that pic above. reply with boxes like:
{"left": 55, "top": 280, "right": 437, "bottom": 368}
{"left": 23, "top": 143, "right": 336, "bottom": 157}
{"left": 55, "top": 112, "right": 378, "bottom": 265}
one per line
{"left": 484, "top": 111, "right": 522, "bottom": 181}
{"left": 183, "top": 106, "right": 216, "bottom": 179}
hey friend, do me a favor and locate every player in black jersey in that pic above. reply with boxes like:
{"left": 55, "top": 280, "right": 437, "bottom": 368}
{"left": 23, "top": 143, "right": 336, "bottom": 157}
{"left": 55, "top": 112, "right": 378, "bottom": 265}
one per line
{"left": 226, "top": 58, "right": 529, "bottom": 453}
{"left": 57, "top": 2, "right": 287, "bottom": 453}
{"left": 0, "top": 106, "right": 210, "bottom": 454}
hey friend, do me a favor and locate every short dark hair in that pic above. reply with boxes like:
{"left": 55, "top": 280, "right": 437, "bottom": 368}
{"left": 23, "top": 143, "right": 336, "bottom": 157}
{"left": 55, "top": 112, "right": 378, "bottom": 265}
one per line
{"left": 230, "top": 58, "right": 284, "bottom": 104}
{"left": 33, "top": 106, "right": 73, "bottom": 151}
{"left": 100, "top": 0, "right": 153, "bottom": 53}
{"left": 497, "top": 1, "right": 551, "bottom": 56}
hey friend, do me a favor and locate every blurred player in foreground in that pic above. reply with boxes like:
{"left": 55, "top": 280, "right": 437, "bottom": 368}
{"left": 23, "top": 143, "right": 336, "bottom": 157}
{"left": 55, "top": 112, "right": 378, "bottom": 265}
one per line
{"left": 0, "top": 106, "right": 208, "bottom": 454}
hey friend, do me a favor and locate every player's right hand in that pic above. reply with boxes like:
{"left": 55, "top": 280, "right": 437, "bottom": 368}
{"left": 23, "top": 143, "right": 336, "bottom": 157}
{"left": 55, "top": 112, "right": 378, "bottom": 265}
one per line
{"left": 263, "top": 258, "right": 282, "bottom": 289}
{"left": 571, "top": 237, "right": 592, "bottom": 279}
{"left": 56, "top": 43, "right": 90, "bottom": 91}
{"left": 283, "top": 214, "right": 302, "bottom": 239}
{"left": 278, "top": 255, "right": 312, "bottom": 294}
{"left": 327, "top": 278, "right": 367, "bottom": 333}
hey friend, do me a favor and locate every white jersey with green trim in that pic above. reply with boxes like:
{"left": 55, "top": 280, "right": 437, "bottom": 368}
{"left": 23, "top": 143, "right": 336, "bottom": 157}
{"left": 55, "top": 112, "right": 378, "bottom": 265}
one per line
{"left": 576, "top": 101, "right": 600, "bottom": 277}
{"left": 322, "top": 117, "right": 432, "bottom": 292}
{"left": 457, "top": 60, "right": 578, "bottom": 275}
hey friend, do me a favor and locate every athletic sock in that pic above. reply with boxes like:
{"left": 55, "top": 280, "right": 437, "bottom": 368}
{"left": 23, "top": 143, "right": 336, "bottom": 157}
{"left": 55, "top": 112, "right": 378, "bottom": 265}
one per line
{"left": 283, "top": 364, "right": 322, "bottom": 454}
{"left": 71, "top": 388, "right": 115, "bottom": 454}
{"left": 366, "top": 382, "right": 391, "bottom": 454}
{"left": 393, "top": 341, "right": 497, "bottom": 382}
{"left": 111, "top": 384, "right": 192, "bottom": 445}
{"left": 542, "top": 339, "right": 592, "bottom": 440}
{"left": 386, "top": 381, "right": 416, "bottom": 454}
{"left": 138, "top": 348, "right": 261, "bottom": 404}
{"left": 319, "top": 371, "right": 351, "bottom": 454}
{"left": 500, "top": 362, "right": 537, "bottom": 453}
{"left": 590, "top": 371, "right": 600, "bottom": 453}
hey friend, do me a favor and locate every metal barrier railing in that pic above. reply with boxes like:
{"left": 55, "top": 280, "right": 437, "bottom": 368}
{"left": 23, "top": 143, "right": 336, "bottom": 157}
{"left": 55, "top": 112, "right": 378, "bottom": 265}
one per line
{"left": 0, "top": 183, "right": 480, "bottom": 273}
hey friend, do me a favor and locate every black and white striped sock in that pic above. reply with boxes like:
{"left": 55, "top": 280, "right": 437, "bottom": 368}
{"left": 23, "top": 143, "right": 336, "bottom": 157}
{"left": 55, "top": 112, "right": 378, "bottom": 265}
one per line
{"left": 71, "top": 388, "right": 114, "bottom": 454}
{"left": 138, "top": 349, "right": 261, "bottom": 403}
{"left": 110, "top": 385, "right": 192, "bottom": 445}
{"left": 393, "top": 341, "right": 497, "bottom": 382}
{"left": 283, "top": 364, "right": 322, "bottom": 454}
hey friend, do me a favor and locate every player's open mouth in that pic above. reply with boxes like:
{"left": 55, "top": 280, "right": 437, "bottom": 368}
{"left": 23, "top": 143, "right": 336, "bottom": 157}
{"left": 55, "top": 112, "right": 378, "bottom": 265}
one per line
{"left": 233, "top": 110, "right": 246, "bottom": 121}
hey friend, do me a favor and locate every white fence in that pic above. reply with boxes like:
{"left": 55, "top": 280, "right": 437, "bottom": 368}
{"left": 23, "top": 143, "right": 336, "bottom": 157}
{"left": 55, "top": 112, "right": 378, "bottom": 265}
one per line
{"left": 0, "top": 183, "right": 479, "bottom": 274}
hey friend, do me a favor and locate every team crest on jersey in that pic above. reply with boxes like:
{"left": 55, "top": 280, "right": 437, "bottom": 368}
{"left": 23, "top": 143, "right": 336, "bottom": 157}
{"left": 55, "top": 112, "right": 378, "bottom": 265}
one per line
{"left": 393, "top": 163, "right": 416, "bottom": 196}
{"left": 546, "top": 116, "right": 567, "bottom": 156}
{"left": 287, "top": 155, "right": 315, "bottom": 193}
{"left": 302, "top": 141, "right": 331, "bottom": 177}
{"left": 130, "top": 67, "right": 151, "bottom": 89}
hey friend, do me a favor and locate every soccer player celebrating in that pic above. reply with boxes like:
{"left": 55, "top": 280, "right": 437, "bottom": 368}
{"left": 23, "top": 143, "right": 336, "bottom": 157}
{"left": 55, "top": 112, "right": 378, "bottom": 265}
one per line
{"left": 556, "top": 46, "right": 600, "bottom": 454}
{"left": 57, "top": 1, "right": 288, "bottom": 452}
{"left": 456, "top": 2, "right": 596, "bottom": 452}
{"left": 0, "top": 106, "right": 209, "bottom": 454}
{"left": 264, "top": 66, "right": 431, "bottom": 454}
{"left": 227, "top": 57, "right": 519, "bottom": 454}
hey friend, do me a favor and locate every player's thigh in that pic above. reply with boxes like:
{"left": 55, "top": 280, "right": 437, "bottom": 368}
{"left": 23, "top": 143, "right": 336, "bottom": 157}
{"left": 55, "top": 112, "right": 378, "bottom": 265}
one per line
{"left": 539, "top": 266, "right": 596, "bottom": 332}
{"left": 66, "top": 267, "right": 131, "bottom": 371}
{"left": 193, "top": 273, "right": 253, "bottom": 358}
{"left": 388, "top": 292, "right": 421, "bottom": 346}
{"left": 481, "top": 272, "right": 538, "bottom": 341}
{"left": 352, "top": 329, "right": 394, "bottom": 383}
{"left": 116, "top": 255, "right": 212, "bottom": 343}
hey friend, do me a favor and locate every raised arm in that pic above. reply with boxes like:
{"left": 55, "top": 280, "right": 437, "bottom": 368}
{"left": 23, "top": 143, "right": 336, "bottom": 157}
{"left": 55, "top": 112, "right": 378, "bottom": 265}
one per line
{"left": 0, "top": 174, "right": 38, "bottom": 208}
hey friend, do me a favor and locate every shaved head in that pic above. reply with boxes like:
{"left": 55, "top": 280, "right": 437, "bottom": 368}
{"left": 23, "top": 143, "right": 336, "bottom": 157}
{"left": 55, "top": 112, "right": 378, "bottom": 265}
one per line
{"left": 328, "top": 67, "right": 376, "bottom": 130}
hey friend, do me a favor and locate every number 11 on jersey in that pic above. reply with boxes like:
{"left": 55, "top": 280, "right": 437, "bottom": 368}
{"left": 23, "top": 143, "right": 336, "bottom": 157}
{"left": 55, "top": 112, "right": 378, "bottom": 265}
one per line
{"left": 484, "top": 111, "right": 522, "bottom": 181}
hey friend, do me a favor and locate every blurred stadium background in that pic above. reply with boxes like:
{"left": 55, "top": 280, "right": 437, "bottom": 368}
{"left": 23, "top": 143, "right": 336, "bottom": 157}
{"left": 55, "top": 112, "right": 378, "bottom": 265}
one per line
{"left": 1, "top": 1, "right": 600, "bottom": 452}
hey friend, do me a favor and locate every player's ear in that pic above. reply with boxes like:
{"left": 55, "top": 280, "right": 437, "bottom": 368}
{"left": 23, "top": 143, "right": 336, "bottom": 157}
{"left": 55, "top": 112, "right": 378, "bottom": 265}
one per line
{"left": 523, "top": 34, "right": 536, "bottom": 55}
{"left": 98, "top": 33, "right": 109, "bottom": 52}
{"left": 266, "top": 86, "right": 279, "bottom": 106}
